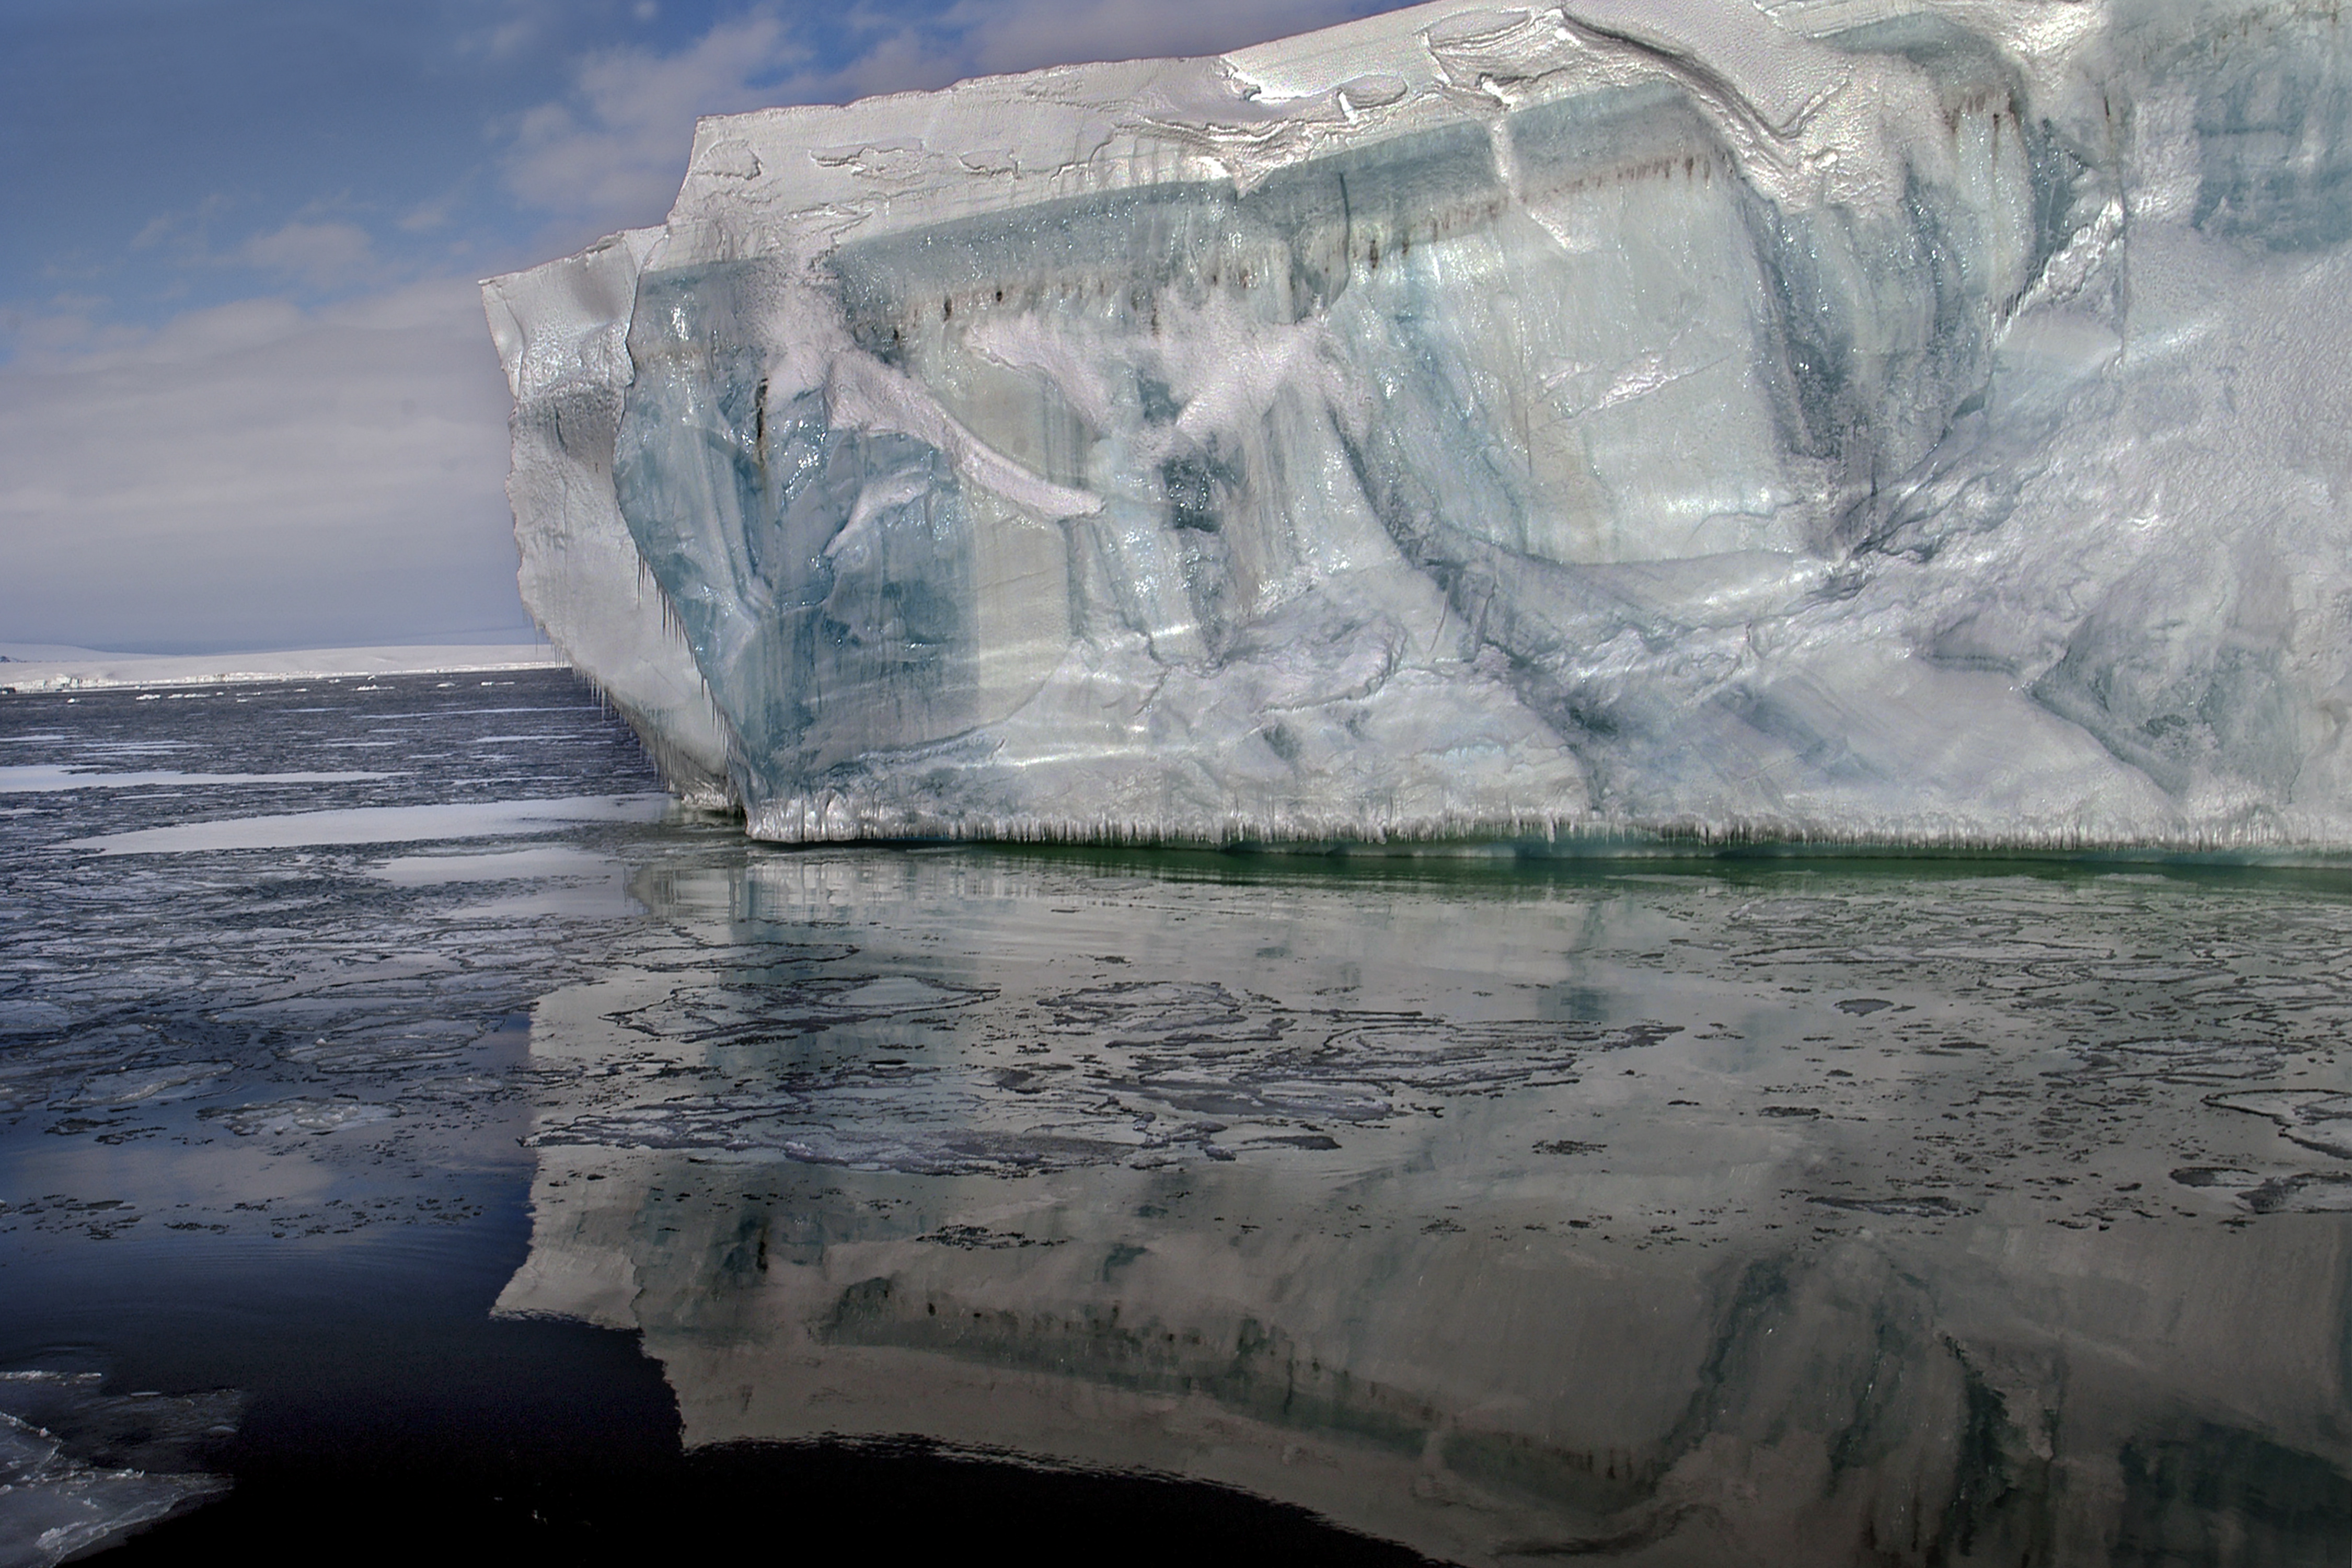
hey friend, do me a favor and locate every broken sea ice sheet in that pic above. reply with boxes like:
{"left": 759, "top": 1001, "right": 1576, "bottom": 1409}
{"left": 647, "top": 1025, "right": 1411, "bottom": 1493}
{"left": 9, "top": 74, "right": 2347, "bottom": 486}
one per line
{"left": 0, "top": 1371, "right": 238, "bottom": 1568}
{"left": 0, "top": 768, "right": 391, "bottom": 794}
{"left": 65, "top": 794, "right": 671, "bottom": 855}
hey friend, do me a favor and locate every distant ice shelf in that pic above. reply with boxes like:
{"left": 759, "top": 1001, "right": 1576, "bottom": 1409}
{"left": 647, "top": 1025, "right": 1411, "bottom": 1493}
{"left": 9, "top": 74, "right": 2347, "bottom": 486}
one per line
{"left": 0, "top": 644, "right": 564, "bottom": 695}
{"left": 486, "top": 0, "right": 2352, "bottom": 851}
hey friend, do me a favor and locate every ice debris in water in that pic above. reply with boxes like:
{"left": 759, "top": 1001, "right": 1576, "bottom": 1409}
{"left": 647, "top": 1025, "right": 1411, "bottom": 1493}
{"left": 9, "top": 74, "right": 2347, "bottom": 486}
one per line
{"left": 486, "top": 0, "right": 2352, "bottom": 851}
{"left": 0, "top": 1373, "right": 237, "bottom": 1567}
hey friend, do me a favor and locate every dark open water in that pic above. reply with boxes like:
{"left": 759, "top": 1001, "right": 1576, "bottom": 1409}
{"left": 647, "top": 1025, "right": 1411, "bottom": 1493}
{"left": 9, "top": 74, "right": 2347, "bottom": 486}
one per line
{"left": 4, "top": 670, "right": 2351, "bottom": 1565}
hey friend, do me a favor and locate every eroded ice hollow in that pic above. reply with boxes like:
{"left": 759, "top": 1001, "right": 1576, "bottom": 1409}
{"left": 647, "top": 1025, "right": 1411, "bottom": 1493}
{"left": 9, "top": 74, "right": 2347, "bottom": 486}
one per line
{"left": 487, "top": 0, "right": 2352, "bottom": 851}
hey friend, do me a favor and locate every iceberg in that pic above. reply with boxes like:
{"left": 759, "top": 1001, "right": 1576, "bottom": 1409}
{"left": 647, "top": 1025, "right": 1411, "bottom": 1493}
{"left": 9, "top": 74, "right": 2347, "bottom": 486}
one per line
{"left": 486, "top": 0, "right": 2352, "bottom": 849}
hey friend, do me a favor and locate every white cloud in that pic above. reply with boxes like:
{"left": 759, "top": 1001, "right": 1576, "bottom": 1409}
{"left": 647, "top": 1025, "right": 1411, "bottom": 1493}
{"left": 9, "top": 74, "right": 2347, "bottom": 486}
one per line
{"left": 0, "top": 280, "right": 529, "bottom": 652}
{"left": 398, "top": 198, "right": 456, "bottom": 234}
{"left": 503, "top": 11, "right": 811, "bottom": 235}
{"left": 867, "top": 0, "right": 1396, "bottom": 86}
{"left": 236, "top": 220, "right": 378, "bottom": 290}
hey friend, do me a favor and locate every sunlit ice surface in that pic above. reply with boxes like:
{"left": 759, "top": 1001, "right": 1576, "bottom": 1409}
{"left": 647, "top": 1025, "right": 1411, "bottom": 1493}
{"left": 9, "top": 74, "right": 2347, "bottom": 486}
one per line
{"left": 493, "top": 0, "right": 2352, "bottom": 855}
{"left": 4, "top": 672, "right": 2351, "bottom": 1562}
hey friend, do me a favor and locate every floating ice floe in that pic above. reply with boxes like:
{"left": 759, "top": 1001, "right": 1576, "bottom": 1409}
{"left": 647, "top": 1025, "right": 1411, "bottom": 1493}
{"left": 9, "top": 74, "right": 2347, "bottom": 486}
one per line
{"left": 0, "top": 1372, "right": 236, "bottom": 1568}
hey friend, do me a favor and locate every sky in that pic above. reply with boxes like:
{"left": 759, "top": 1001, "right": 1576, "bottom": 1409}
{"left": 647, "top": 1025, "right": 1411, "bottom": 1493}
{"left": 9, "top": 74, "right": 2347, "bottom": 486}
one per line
{"left": 0, "top": 0, "right": 1416, "bottom": 655}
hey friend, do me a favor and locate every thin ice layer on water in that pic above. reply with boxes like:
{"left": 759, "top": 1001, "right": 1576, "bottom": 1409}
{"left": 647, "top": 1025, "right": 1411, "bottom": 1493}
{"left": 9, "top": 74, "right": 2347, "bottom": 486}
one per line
{"left": 485, "top": 0, "right": 2352, "bottom": 850}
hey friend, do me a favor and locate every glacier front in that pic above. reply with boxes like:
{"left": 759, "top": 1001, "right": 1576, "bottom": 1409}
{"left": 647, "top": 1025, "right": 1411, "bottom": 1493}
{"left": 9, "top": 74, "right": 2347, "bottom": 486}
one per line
{"left": 486, "top": 0, "right": 2352, "bottom": 850}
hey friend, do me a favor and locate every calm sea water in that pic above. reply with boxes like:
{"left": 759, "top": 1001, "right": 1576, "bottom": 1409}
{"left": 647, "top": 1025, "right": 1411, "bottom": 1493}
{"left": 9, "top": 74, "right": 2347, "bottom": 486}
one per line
{"left": 4, "top": 671, "right": 2351, "bottom": 1565}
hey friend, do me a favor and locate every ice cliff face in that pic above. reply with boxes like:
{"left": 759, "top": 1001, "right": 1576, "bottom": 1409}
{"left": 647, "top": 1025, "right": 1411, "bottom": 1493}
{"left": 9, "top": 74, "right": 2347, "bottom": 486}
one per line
{"left": 486, "top": 0, "right": 2352, "bottom": 849}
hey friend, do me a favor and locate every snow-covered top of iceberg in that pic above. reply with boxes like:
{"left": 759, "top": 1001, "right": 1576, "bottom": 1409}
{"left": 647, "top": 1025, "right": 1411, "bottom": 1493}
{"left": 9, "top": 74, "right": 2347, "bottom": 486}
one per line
{"left": 654, "top": 0, "right": 2036, "bottom": 256}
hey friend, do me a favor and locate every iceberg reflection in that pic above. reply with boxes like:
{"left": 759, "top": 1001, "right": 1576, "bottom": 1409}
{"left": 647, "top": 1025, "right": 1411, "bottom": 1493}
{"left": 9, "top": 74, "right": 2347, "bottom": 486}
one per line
{"left": 501, "top": 849, "right": 2352, "bottom": 1564}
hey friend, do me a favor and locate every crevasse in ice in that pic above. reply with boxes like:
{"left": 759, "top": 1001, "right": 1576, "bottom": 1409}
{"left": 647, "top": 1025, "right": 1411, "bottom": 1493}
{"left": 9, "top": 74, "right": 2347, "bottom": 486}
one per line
{"left": 484, "top": 0, "right": 2352, "bottom": 849}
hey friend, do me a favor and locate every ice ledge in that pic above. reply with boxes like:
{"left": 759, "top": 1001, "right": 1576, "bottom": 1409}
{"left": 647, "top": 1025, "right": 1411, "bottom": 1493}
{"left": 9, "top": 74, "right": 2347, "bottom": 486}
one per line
{"left": 737, "top": 802, "right": 2352, "bottom": 862}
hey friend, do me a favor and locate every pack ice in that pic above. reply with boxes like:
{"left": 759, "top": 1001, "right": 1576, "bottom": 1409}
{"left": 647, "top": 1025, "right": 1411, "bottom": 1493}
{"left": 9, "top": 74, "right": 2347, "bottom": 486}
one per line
{"left": 486, "top": 0, "right": 2352, "bottom": 850}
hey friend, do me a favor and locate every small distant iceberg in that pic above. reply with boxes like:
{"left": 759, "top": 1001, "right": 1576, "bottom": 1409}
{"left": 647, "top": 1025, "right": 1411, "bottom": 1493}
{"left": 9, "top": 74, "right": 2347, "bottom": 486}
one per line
{"left": 487, "top": 0, "right": 2352, "bottom": 853}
